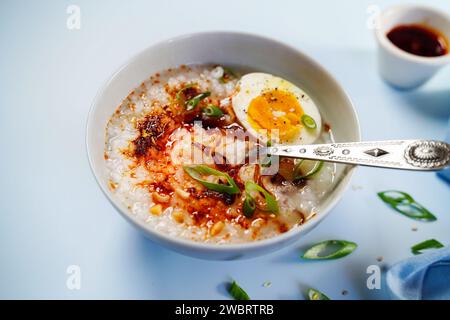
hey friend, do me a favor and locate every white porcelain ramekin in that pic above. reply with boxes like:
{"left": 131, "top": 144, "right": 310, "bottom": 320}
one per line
{"left": 86, "top": 32, "right": 360, "bottom": 260}
{"left": 375, "top": 5, "right": 450, "bottom": 89}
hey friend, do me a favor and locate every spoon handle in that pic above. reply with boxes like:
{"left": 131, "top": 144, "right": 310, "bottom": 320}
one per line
{"left": 268, "top": 140, "right": 450, "bottom": 171}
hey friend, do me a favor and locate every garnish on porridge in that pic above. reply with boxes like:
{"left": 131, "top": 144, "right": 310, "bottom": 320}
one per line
{"left": 105, "top": 65, "right": 336, "bottom": 243}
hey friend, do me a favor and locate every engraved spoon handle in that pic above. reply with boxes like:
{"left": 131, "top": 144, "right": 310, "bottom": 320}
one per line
{"left": 267, "top": 140, "right": 450, "bottom": 171}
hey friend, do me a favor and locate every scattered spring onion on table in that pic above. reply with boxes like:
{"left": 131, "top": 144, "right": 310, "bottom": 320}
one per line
{"left": 185, "top": 92, "right": 211, "bottom": 111}
{"left": 301, "top": 114, "right": 317, "bottom": 129}
{"left": 202, "top": 104, "right": 223, "bottom": 117}
{"left": 302, "top": 240, "right": 357, "bottom": 260}
{"left": 306, "top": 288, "right": 330, "bottom": 300}
{"left": 293, "top": 159, "right": 323, "bottom": 180}
{"left": 243, "top": 181, "right": 279, "bottom": 218}
{"left": 411, "top": 239, "right": 444, "bottom": 255}
{"left": 377, "top": 190, "right": 437, "bottom": 221}
{"left": 183, "top": 165, "right": 240, "bottom": 194}
{"left": 228, "top": 281, "right": 250, "bottom": 300}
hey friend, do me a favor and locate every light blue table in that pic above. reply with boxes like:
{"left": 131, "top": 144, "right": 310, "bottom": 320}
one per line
{"left": 1, "top": 0, "right": 449, "bottom": 299}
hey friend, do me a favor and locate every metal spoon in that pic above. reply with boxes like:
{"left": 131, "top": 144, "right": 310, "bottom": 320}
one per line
{"left": 267, "top": 139, "right": 450, "bottom": 171}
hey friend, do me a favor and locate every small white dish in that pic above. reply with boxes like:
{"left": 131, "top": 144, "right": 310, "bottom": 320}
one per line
{"left": 375, "top": 5, "right": 450, "bottom": 89}
{"left": 86, "top": 32, "right": 360, "bottom": 259}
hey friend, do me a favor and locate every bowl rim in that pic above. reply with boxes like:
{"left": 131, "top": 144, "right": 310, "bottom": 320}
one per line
{"left": 86, "top": 31, "right": 361, "bottom": 253}
{"left": 374, "top": 4, "right": 450, "bottom": 65}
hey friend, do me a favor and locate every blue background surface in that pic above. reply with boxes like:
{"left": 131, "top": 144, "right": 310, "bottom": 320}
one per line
{"left": 1, "top": 0, "right": 449, "bottom": 299}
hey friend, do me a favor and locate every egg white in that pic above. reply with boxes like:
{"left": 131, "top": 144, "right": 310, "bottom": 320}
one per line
{"left": 231, "top": 73, "right": 322, "bottom": 145}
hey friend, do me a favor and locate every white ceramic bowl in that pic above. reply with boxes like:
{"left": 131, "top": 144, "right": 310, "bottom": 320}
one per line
{"left": 375, "top": 5, "right": 450, "bottom": 89}
{"left": 86, "top": 32, "right": 360, "bottom": 260}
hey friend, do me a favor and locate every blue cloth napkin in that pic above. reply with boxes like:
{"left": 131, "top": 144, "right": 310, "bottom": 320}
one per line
{"left": 386, "top": 246, "right": 450, "bottom": 300}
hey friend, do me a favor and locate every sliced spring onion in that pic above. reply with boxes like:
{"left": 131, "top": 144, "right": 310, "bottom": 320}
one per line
{"left": 223, "top": 67, "right": 236, "bottom": 77}
{"left": 377, "top": 190, "right": 414, "bottom": 205}
{"left": 183, "top": 165, "right": 240, "bottom": 194}
{"left": 243, "top": 197, "right": 256, "bottom": 218}
{"left": 185, "top": 91, "right": 211, "bottom": 111}
{"left": 175, "top": 84, "right": 195, "bottom": 101}
{"left": 260, "top": 155, "right": 272, "bottom": 167}
{"left": 228, "top": 281, "right": 250, "bottom": 300}
{"left": 293, "top": 160, "right": 324, "bottom": 180}
{"left": 301, "top": 114, "right": 317, "bottom": 129}
{"left": 245, "top": 181, "right": 279, "bottom": 215}
{"left": 394, "top": 202, "right": 437, "bottom": 221}
{"left": 377, "top": 191, "right": 436, "bottom": 222}
{"left": 203, "top": 105, "right": 223, "bottom": 117}
{"left": 302, "top": 240, "right": 357, "bottom": 260}
{"left": 411, "top": 239, "right": 444, "bottom": 255}
{"left": 307, "top": 288, "right": 330, "bottom": 300}
{"left": 220, "top": 67, "right": 236, "bottom": 83}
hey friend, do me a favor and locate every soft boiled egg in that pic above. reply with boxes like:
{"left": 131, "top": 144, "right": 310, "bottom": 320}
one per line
{"left": 231, "top": 73, "right": 321, "bottom": 145}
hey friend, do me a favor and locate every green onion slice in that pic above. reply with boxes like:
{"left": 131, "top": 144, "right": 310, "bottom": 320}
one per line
{"left": 377, "top": 190, "right": 414, "bottom": 205}
{"left": 411, "top": 239, "right": 444, "bottom": 255}
{"left": 228, "top": 281, "right": 250, "bottom": 300}
{"left": 302, "top": 240, "right": 357, "bottom": 260}
{"left": 377, "top": 191, "right": 436, "bottom": 221}
{"left": 260, "top": 155, "right": 272, "bottom": 167}
{"left": 220, "top": 67, "right": 236, "bottom": 83}
{"left": 183, "top": 165, "right": 240, "bottom": 194}
{"left": 245, "top": 181, "right": 279, "bottom": 214}
{"left": 301, "top": 114, "right": 317, "bottom": 129}
{"left": 307, "top": 288, "right": 330, "bottom": 300}
{"left": 293, "top": 160, "right": 324, "bottom": 180}
{"left": 203, "top": 104, "right": 223, "bottom": 117}
{"left": 243, "top": 197, "right": 256, "bottom": 218}
{"left": 175, "top": 84, "right": 195, "bottom": 101}
{"left": 394, "top": 202, "right": 437, "bottom": 221}
{"left": 185, "top": 91, "right": 211, "bottom": 111}
{"left": 223, "top": 67, "right": 236, "bottom": 77}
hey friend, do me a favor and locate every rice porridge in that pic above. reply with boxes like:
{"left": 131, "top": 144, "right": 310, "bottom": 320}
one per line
{"left": 104, "top": 65, "right": 336, "bottom": 244}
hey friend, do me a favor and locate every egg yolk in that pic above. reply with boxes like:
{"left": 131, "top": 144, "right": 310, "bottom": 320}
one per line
{"left": 247, "top": 89, "right": 303, "bottom": 142}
